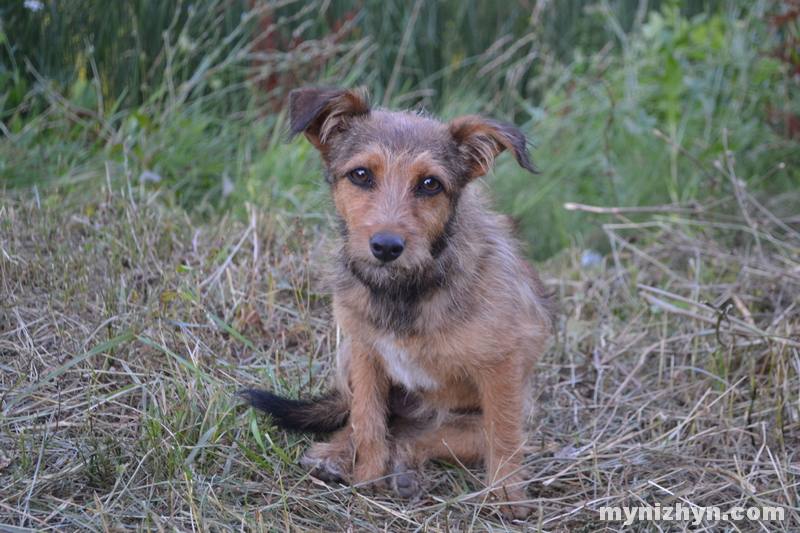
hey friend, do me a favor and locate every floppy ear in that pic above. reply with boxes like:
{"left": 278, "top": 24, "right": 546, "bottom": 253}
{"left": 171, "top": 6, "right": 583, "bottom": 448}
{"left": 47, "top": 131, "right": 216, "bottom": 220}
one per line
{"left": 449, "top": 116, "right": 535, "bottom": 179}
{"left": 289, "top": 87, "right": 371, "bottom": 158}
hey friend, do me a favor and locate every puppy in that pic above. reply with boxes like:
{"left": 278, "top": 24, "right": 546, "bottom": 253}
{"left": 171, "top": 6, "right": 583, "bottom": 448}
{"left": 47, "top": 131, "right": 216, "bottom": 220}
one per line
{"left": 242, "top": 87, "right": 553, "bottom": 520}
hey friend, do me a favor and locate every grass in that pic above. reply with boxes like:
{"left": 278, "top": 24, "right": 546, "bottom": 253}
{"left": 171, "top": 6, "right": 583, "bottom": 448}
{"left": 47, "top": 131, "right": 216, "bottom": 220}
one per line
{"left": 487, "top": 1, "right": 800, "bottom": 259}
{"left": 4, "top": 1, "right": 798, "bottom": 260}
{"left": 1, "top": 138, "right": 799, "bottom": 531}
{"left": 1, "top": 1, "right": 799, "bottom": 531}
{"left": 2, "top": 0, "right": 715, "bottom": 113}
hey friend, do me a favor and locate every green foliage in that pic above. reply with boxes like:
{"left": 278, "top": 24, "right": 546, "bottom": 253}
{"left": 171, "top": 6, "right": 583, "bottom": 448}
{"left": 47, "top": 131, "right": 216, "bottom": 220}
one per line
{"left": 0, "top": 0, "right": 252, "bottom": 109}
{"left": 280, "top": 0, "right": 721, "bottom": 112}
{"left": 1, "top": 0, "right": 723, "bottom": 121}
{"left": 488, "top": 0, "right": 800, "bottom": 258}
{"left": 0, "top": 0, "right": 797, "bottom": 259}
{"left": 0, "top": 0, "right": 353, "bottom": 212}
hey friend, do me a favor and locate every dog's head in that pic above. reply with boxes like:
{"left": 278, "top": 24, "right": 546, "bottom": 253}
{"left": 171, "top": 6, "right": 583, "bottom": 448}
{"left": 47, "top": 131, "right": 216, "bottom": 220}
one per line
{"left": 288, "top": 87, "right": 535, "bottom": 290}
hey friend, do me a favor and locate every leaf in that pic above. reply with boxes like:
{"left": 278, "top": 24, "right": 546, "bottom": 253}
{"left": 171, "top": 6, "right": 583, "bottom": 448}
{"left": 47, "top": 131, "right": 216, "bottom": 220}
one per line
{"left": 160, "top": 292, "right": 178, "bottom": 303}
{"left": 662, "top": 53, "right": 684, "bottom": 101}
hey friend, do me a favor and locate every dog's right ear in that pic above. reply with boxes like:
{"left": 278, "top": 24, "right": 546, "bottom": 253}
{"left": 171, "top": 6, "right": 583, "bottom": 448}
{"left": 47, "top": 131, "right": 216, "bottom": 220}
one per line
{"left": 289, "top": 87, "right": 371, "bottom": 158}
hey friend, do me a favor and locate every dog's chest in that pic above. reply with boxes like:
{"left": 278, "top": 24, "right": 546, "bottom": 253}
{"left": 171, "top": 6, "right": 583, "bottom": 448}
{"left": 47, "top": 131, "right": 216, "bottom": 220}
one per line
{"left": 375, "top": 337, "right": 439, "bottom": 390}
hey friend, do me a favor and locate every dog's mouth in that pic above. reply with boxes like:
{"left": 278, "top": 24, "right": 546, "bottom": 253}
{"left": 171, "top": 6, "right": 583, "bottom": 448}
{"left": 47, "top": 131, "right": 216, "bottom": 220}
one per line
{"left": 351, "top": 258, "right": 414, "bottom": 284}
{"left": 345, "top": 252, "right": 448, "bottom": 299}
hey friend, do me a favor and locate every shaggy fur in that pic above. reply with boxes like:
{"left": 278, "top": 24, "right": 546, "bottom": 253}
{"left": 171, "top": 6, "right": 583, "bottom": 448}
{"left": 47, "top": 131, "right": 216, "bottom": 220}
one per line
{"left": 243, "top": 87, "right": 554, "bottom": 520}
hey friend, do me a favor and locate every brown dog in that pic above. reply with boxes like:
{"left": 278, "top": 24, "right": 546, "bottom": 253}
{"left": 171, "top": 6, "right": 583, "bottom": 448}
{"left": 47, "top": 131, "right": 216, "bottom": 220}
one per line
{"left": 242, "top": 87, "right": 553, "bottom": 520}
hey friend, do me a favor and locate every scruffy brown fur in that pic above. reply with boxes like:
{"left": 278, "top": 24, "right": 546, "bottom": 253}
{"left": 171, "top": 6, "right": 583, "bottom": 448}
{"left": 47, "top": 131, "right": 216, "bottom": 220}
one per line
{"left": 242, "top": 87, "right": 554, "bottom": 520}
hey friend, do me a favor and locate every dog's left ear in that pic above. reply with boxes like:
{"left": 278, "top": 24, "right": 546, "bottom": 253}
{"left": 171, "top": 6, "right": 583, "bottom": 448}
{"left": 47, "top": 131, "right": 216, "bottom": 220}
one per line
{"left": 449, "top": 116, "right": 535, "bottom": 179}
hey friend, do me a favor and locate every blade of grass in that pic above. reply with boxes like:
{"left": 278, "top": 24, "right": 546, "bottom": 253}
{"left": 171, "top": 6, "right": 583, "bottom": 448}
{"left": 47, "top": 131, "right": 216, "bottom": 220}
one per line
{"left": 2, "top": 332, "right": 136, "bottom": 412}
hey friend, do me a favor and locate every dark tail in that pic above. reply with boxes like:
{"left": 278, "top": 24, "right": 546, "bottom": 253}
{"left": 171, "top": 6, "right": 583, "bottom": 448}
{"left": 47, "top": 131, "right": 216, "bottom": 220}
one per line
{"left": 239, "top": 389, "right": 349, "bottom": 434}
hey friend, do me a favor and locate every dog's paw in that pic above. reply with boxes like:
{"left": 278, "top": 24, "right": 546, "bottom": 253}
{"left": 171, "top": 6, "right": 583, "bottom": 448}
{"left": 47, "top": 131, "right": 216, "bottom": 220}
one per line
{"left": 500, "top": 503, "right": 533, "bottom": 521}
{"left": 390, "top": 464, "right": 423, "bottom": 500}
{"left": 299, "top": 433, "right": 357, "bottom": 484}
{"left": 301, "top": 454, "right": 349, "bottom": 484}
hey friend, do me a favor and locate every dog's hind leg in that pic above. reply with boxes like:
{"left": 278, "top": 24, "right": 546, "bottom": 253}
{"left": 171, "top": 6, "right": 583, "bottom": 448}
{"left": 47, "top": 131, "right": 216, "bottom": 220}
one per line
{"left": 390, "top": 417, "right": 486, "bottom": 500}
{"left": 395, "top": 416, "right": 486, "bottom": 465}
{"left": 394, "top": 407, "right": 531, "bottom": 520}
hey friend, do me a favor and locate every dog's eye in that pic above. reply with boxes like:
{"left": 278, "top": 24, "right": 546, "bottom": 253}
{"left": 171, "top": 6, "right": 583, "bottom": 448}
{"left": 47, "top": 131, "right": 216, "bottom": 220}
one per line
{"left": 418, "top": 176, "right": 443, "bottom": 195}
{"left": 347, "top": 168, "right": 372, "bottom": 186}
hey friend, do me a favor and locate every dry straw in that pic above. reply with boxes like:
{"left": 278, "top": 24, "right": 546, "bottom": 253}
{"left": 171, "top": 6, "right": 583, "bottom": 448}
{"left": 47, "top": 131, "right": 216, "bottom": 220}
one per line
{"left": 1, "top": 139, "right": 797, "bottom": 531}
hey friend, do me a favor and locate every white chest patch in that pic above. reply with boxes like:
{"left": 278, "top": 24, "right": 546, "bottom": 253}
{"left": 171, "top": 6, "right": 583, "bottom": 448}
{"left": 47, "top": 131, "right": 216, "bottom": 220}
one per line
{"left": 375, "top": 337, "right": 439, "bottom": 391}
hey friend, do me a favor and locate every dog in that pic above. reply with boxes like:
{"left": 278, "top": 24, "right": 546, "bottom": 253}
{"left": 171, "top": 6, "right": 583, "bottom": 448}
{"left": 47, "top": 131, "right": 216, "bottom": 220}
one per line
{"left": 242, "top": 87, "right": 554, "bottom": 520}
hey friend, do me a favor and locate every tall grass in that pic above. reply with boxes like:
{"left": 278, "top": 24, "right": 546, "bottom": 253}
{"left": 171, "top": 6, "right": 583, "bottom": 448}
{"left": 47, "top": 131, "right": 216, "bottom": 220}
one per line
{"left": 282, "top": 0, "right": 721, "bottom": 111}
{"left": 1, "top": 0, "right": 252, "bottom": 110}
{"left": 1, "top": 0, "right": 797, "bottom": 259}
{"left": 0, "top": 0, "right": 369, "bottom": 217}
{"left": 1, "top": 0, "right": 722, "bottom": 114}
{"left": 487, "top": 1, "right": 800, "bottom": 258}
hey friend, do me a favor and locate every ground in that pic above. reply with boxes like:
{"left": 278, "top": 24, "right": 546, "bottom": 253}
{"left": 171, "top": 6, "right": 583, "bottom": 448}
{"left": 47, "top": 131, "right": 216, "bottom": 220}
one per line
{"left": 1, "top": 172, "right": 798, "bottom": 532}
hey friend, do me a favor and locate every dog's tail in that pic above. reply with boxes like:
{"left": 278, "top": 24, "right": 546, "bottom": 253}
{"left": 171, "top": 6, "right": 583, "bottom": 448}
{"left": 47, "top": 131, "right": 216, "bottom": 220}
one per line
{"left": 239, "top": 389, "right": 349, "bottom": 434}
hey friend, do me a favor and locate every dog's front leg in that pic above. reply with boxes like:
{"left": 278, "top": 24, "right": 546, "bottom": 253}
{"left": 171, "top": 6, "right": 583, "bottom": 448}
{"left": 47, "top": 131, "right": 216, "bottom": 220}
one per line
{"left": 349, "top": 339, "right": 391, "bottom": 487}
{"left": 477, "top": 359, "right": 531, "bottom": 520}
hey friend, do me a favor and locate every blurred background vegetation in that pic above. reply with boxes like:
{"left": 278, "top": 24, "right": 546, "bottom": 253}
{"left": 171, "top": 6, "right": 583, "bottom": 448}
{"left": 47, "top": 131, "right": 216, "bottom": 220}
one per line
{"left": 1, "top": 0, "right": 798, "bottom": 258}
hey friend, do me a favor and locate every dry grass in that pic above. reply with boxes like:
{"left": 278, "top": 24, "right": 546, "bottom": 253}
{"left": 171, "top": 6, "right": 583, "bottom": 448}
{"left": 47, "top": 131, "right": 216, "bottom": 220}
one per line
{"left": 1, "top": 156, "right": 798, "bottom": 532}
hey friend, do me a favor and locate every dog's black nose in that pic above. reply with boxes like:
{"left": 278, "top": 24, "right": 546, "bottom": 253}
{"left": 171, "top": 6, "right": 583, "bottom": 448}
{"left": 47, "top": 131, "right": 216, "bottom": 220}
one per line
{"left": 370, "top": 233, "right": 405, "bottom": 262}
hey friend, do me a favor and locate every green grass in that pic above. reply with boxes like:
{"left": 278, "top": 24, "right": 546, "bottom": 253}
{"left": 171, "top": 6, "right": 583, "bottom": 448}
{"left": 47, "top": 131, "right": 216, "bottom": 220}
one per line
{"left": 487, "top": 2, "right": 800, "bottom": 258}
{"left": 2, "top": 0, "right": 798, "bottom": 259}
